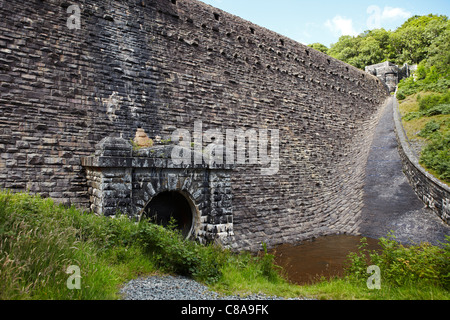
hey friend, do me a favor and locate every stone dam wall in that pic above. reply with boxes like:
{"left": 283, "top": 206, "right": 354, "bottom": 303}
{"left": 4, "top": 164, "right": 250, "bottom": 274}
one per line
{"left": 0, "top": 0, "right": 389, "bottom": 251}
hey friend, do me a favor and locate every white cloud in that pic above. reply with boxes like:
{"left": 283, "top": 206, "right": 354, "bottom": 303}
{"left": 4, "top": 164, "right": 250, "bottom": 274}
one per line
{"left": 325, "top": 15, "right": 359, "bottom": 37}
{"left": 381, "top": 7, "right": 412, "bottom": 21}
{"left": 367, "top": 5, "right": 412, "bottom": 29}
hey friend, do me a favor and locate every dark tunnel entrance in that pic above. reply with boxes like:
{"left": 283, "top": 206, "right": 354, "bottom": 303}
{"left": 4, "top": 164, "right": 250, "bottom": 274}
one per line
{"left": 143, "top": 191, "right": 194, "bottom": 238}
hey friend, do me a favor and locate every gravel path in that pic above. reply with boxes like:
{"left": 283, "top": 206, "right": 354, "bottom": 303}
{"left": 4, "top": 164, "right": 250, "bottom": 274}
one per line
{"left": 119, "top": 275, "right": 307, "bottom": 300}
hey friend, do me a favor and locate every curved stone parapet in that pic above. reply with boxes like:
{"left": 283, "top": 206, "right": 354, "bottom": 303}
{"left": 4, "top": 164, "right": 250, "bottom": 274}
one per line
{"left": 393, "top": 98, "right": 450, "bottom": 225}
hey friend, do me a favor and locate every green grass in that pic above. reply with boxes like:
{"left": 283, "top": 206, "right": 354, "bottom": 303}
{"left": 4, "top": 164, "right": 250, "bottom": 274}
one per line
{"left": 0, "top": 190, "right": 299, "bottom": 300}
{"left": 297, "top": 235, "right": 450, "bottom": 300}
{"left": 0, "top": 191, "right": 157, "bottom": 299}
{"left": 296, "top": 277, "right": 450, "bottom": 300}
{"left": 1, "top": 190, "right": 449, "bottom": 300}
{"left": 399, "top": 92, "right": 450, "bottom": 184}
{"left": 208, "top": 247, "right": 305, "bottom": 298}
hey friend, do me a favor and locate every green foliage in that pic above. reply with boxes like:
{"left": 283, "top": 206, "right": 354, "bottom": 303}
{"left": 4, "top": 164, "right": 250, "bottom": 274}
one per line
{"left": 328, "top": 28, "right": 394, "bottom": 69}
{"left": 345, "top": 234, "right": 450, "bottom": 290}
{"left": 396, "top": 91, "right": 406, "bottom": 101}
{"left": 426, "top": 26, "right": 450, "bottom": 76}
{"left": 418, "top": 91, "right": 450, "bottom": 111}
{"left": 418, "top": 120, "right": 441, "bottom": 138}
{"left": 0, "top": 191, "right": 287, "bottom": 299}
{"left": 0, "top": 191, "right": 133, "bottom": 300}
{"left": 400, "top": 90, "right": 450, "bottom": 183}
{"left": 328, "top": 14, "right": 449, "bottom": 72}
{"left": 397, "top": 69, "right": 450, "bottom": 98}
{"left": 390, "top": 15, "right": 449, "bottom": 65}
{"left": 426, "top": 104, "right": 450, "bottom": 117}
{"left": 259, "top": 242, "right": 283, "bottom": 282}
{"left": 132, "top": 221, "right": 223, "bottom": 284}
{"left": 420, "top": 132, "right": 450, "bottom": 181}
{"left": 403, "top": 104, "right": 450, "bottom": 121}
{"left": 308, "top": 43, "right": 329, "bottom": 54}
{"left": 402, "top": 111, "right": 422, "bottom": 121}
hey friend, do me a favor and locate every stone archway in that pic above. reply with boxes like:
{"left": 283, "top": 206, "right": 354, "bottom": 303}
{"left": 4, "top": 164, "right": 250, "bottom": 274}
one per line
{"left": 82, "top": 136, "right": 235, "bottom": 246}
{"left": 142, "top": 191, "right": 194, "bottom": 238}
{"left": 139, "top": 188, "right": 201, "bottom": 239}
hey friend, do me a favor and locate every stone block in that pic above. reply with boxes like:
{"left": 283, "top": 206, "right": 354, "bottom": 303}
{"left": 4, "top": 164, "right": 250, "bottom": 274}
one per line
{"left": 0, "top": 0, "right": 390, "bottom": 251}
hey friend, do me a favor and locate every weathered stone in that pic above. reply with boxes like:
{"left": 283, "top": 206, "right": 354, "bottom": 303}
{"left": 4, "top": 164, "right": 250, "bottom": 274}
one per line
{"left": 27, "top": 154, "right": 44, "bottom": 165}
{"left": 365, "top": 61, "right": 417, "bottom": 93}
{"left": 82, "top": 140, "right": 235, "bottom": 246}
{"left": 0, "top": 0, "right": 390, "bottom": 251}
{"left": 134, "top": 128, "right": 154, "bottom": 148}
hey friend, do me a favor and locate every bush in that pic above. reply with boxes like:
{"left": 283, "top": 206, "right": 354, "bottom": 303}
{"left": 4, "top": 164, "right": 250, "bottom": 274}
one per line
{"left": 420, "top": 132, "right": 450, "bottom": 181}
{"left": 345, "top": 234, "right": 450, "bottom": 290}
{"left": 403, "top": 111, "right": 423, "bottom": 121}
{"left": 397, "top": 77, "right": 420, "bottom": 97}
{"left": 426, "top": 104, "right": 450, "bottom": 116}
{"left": 396, "top": 91, "right": 406, "bottom": 100}
{"left": 397, "top": 68, "right": 450, "bottom": 99}
{"left": 418, "top": 120, "right": 441, "bottom": 138}
{"left": 418, "top": 90, "right": 450, "bottom": 111}
{"left": 133, "top": 221, "right": 223, "bottom": 284}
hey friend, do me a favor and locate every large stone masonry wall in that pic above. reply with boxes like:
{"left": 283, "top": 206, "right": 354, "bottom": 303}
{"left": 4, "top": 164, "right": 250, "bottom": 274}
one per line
{"left": 0, "top": 0, "right": 389, "bottom": 251}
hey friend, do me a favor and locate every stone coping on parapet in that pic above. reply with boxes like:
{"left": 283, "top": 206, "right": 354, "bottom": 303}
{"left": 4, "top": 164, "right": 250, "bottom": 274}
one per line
{"left": 393, "top": 97, "right": 450, "bottom": 224}
{"left": 81, "top": 138, "right": 234, "bottom": 171}
{"left": 81, "top": 155, "right": 233, "bottom": 170}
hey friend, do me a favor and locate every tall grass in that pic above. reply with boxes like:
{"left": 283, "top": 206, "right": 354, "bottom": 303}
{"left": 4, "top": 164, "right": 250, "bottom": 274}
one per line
{"left": 346, "top": 234, "right": 450, "bottom": 289}
{"left": 0, "top": 191, "right": 156, "bottom": 299}
{"left": 0, "top": 190, "right": 289, "bottom": 300}
{"left": 2, "top": 190, "right": 449, "bottom": 300}
{"left": 297, "top": 235, "right": 450, "bottom": 300}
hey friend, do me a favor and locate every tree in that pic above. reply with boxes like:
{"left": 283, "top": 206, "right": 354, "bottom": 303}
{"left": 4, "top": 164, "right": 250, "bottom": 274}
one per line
{"left": 326, "top": 14, "right": 449, "bottom": 71}
{"left": 390, "top": 14, "right": 448, "bottom": 65}
{"left": 327, "top": 29, "right": 393, "bottom": 69}
{"left": 426, "top": 21, "right": 450, "bottom": 77}
{"left": 358, "top": 29, "right": 393, "bottom": 66}
{"left": 308, "top": 43, "right": 329, "bottom": 54}
{"left": 328, "top": 35, "right": 361, "bottom": 67}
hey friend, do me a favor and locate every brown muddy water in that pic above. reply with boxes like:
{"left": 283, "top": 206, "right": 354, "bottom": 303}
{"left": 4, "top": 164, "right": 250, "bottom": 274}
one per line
{"left": 270, "top": 235, "right": 381, "bottom": 285}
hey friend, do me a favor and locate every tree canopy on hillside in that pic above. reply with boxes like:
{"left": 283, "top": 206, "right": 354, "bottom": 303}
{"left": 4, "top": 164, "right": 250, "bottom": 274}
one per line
{"left": 308, "top": 14, "right": 449, "bottom": 76}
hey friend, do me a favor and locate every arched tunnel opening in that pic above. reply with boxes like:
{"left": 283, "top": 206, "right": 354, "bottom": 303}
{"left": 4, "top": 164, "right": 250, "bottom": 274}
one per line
{"left": 142, "top": 191, "right": 194, "bottom": 238}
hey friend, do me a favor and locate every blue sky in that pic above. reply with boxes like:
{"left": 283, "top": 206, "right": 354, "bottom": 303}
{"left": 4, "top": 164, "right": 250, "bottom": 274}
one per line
{"left": 198, "top": 0, "right": 450, "bottom": 47}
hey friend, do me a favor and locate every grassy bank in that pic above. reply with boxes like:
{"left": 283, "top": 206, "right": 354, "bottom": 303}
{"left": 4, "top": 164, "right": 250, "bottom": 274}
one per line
{"left": 299, "top": 236, "right": 450, "bottom": 300}
{"left": 396, "top": 59, "right": 450, "bottom": 184}
{"left": 398, "top": 91, "right": 450, "bottom": 184}
{"left": 0, "top": 190, "right": 298, "bottom": 300}
{"left": 1, "top": 190, "right": 449, "bottom": 300}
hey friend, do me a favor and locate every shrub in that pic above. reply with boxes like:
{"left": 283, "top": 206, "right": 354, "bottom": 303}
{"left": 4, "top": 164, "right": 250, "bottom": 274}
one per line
{"left": 396, "top": 91, "right": 406, "bottom": 100}
{"left": 132, "top": 221, "right": 223, "bottom": 283}
{"left": 420, "top": 132, "right": 450, "bottom": 182}
{"left": 397, "top": 68, "right": 450, "bottom": 99}
{"left": 345, "top": 234, "right": 450, "bottom": 290}
{"left": 418, "top": 120, "right": 441, "bottom": 138}
{"left": 418, "top": 90, "right": 450, "bottom": 111}
{"left": 426, "top": 104, "right": 450, "bottom": 116}
{"left": 403, "top": 111, "right": 423, "bottom": 121}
